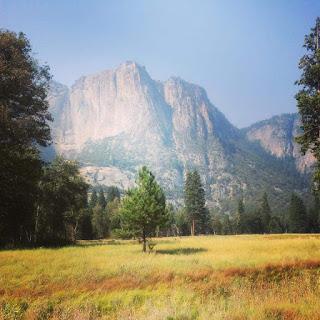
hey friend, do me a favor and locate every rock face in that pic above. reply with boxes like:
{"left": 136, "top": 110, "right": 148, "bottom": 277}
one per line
{"left": 243, "top": 114, "right": 315, "bottom": 173}
{"left": 48, "top": 61, "right": 308, "bottom": 211}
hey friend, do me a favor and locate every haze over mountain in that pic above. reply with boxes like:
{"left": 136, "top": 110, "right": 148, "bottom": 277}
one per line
{"left": 47, "top": 62, "right": 311, "bottom": 211}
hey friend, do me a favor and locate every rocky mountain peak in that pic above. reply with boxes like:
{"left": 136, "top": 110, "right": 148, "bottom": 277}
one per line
{"left": 47, "top": 62, "right": 309, "bottom": 211}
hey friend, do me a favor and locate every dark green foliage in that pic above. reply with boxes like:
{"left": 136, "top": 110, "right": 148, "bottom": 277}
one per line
{"left": 106, "top": 186, "right": 121, "bottom": 203}
{"left": 0, "top": 30, "right": 52, "bottom": 245}
{"left": 89, "top": 190, "right": 98, "bottom": 208}
{"left": 98, "top": 189, "right": 107, "bottom": 209}
{"left": 235, "top": 198, "right": 246, "bottom": 234}
{"left": 308, "top": 195, "right": 320, "bottom": 232}
{"left": 288, "top": 193, "right": 308, "bottom": 233}
{"left": 259, "top": 193, "right": 272, "bottom": 232}
{"left": 184, "top": 170, "right": 208, "bottom": 235}
{"left": 269, "top": 216, "right": 284, "bottom": 234}
{"left": 296, "top": 18, "right": 320, "bottom": 190}
{"left": 108, "top": 198, "right": 121, "bottom": 232}
{"left": 78, "top": 209, "right": 93, "bottom": 240}
{"left": 91, "top": 205, "right": 109, "bottom": 239}
{"left": 35, "top": 157, "right": 88, "bottom": 245}
{"left": 120, "top": 166, "right": 167, "bottom": 252}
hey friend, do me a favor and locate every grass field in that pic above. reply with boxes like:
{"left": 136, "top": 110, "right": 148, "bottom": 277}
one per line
{"left": 1, "top": 234, "right": 320, "bottom": 320}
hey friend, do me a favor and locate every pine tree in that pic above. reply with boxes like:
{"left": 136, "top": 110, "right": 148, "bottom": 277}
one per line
{"left": 308, "top": 195, "right": 320, "bottom": 232}
{"left": 89, "top": 190, "right": 98, "bottom": 208}
{"left": 98, "top": 189, "right": 107, "bottom": 209}
{"left": 296, "top": 18, "right": 320, "bottom": 190}
{"left": 120, "top": 166, "right": 167, "bottom": 252}
{"left": 288, "top": 193, "right": 308, "bottom": 233}
{"left": 106, "top": 186, "right": 121, "bottom": 203}
{"left": 235, "top": 198, "right": 245, "bottom": 234}
{"left": 184, "top": 170, "right": 207, "bottom": 235}
{"left": 260, "top": 193, "right": 271, "bottom": 233}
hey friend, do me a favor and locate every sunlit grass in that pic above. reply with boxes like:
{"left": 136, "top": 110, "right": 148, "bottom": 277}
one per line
{"left": 2, "top": 234, "right": 320, "bottom": 319}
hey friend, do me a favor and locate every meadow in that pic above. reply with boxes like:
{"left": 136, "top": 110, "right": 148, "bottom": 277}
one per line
{"left": 1, "top": 234, "right": 320, "bottom": 320}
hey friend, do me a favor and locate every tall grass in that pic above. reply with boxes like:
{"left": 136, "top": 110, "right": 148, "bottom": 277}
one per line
{"left": 1, "top": 234, "right": 320, "bottom": 319}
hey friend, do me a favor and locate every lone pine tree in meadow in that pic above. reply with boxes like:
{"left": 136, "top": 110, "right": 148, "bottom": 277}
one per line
{"left": 296, "top": 17, "right": 320, "bottom": 191}
{"left": 120, "top": 166, "right": 167, "bottom": 252}
{"left": 184, "top": 170, "right": 208, "bottom": 236}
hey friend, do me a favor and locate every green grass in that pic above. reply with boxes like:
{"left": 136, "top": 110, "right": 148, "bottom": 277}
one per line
{"left": 2, "top": 234, "right": 320, "bottom": 319}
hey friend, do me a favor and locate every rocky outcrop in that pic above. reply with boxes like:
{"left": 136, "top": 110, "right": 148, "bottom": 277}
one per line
{"left": 244, "top": 114, "right": 315, "bottom": 173}
{"left": 47, "top": 62, "right": 308, "bottom": 210}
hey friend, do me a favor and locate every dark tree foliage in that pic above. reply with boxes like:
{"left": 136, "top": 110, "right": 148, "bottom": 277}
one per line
{"left": 235, "top": 198, "right": 246, "bottom": 234}
{"left": 120, "top": 166, "right": 167, "bottom": 252}
{"left": 308, "top": 195, "right": 320, "bottom": 232}
{"left": 98, "top": 189, "right": 107, "bottom": 209}
{"left": 184, "top": 170, "right": 208, "bottom": 235}
{"left": 296, "top": 18, "right": 320, "bottom": 190}
{"left": 78, "top": 209, "right": 93, "bottom": 240}
{"left": 288, "top": 193, "right": 308, "bottom": 233}
{"left": 0, "top": 30, "right": 52, "bottom": 245}
{"left": 91, "top": 205, "right": 109, "bottom": 239}
{"left": 35, "top": 157, "right": 88, "bottom": 245}
{"left": 269, "top": 216, "right": 283, "bottom": 234}
{"left": 259, "top": 193, "right": 272, "bottom": 232}
{"left": 106, "top": 186, "right": 121, "bottom": 203}
{"left": 89, "top": 190, "right": 98, "bottom": 208}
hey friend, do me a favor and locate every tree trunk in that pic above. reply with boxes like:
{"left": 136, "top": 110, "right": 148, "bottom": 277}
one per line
{"left": 191, "top": 219, "right": 195, "bottom": 236}
{"left": 142, "top": 230, "right": 147, "bottom": 252}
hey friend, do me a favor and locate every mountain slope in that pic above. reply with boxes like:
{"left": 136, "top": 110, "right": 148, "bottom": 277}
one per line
{"left": 48, "top": 62, "right": 308, "bottom": 211}
{"left": 243, "top": 113, "right": 315, "bottom": 173}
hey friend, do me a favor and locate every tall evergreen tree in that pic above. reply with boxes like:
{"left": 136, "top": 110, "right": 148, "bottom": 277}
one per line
{"left": 296, "top": 18, "right": 320, "bottom": 190}
{"left": 89, "top": 190, "right": 98, "bottom": 209}
{"left": 308, "top": 195, "right": 320, "bottom": 232}
{"left": 120, "top": 166, "right": 167, "bottom": 252}
{"left": 98, "top": 189, "right": 107, "bottom": 209}
{"left": 259, "top": 193, "right": 272, "bottom": 233}
{"left": 235, "top": 198, "right": 246, "bottom": 234}
{"left": 0, "top": 30, "right": 52, "bottom": 245}
{"left": 288, "top": 193, "right": 308, "bottom": 233}
{"left": 184, "top": 170, "right": 208, "bottom": 235}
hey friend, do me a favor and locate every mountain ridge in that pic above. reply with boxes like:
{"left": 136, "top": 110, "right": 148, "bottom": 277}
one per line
{"left": 46, "top": 61, "right": 310, "bottom": 211}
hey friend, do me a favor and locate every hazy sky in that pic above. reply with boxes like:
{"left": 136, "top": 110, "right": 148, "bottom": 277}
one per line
{"left": 1, "top": 0, "right": 319, "bottom": 127}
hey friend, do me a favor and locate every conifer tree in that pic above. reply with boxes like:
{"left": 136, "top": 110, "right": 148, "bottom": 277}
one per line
{"left": 288, "top": 193, "right": 308, "bottom": 233}
{"left": 184, "top": 170, "right": 207, "bottom": 235}
{"left": 89, "top": 190, "right": 98, "bottom": 208}
{"left": 296, "top": 17, "right": 320, "bottom": 190}
{"left": 120, "top": 166, "right": 167, "bottom": 252}
{"left": 98, "top": 189, "right": 107, "bottom": 209}
{"left": 106, "top": 186, "right": 121, "bottom": 203}
{"left": 260, "top": 193, "right": 271, "bottom": 233}
{"left": 235, "top": 198, "right": 246, "bottom": 234}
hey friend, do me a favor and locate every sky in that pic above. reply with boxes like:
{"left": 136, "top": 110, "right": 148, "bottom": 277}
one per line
{"left": 1, "top": 0, "right": 319, "bottom": 128}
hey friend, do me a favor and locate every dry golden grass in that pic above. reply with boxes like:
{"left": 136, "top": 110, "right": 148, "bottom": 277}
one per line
{"left": 1, "top": 234, "right": 320, "bottom": 319}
